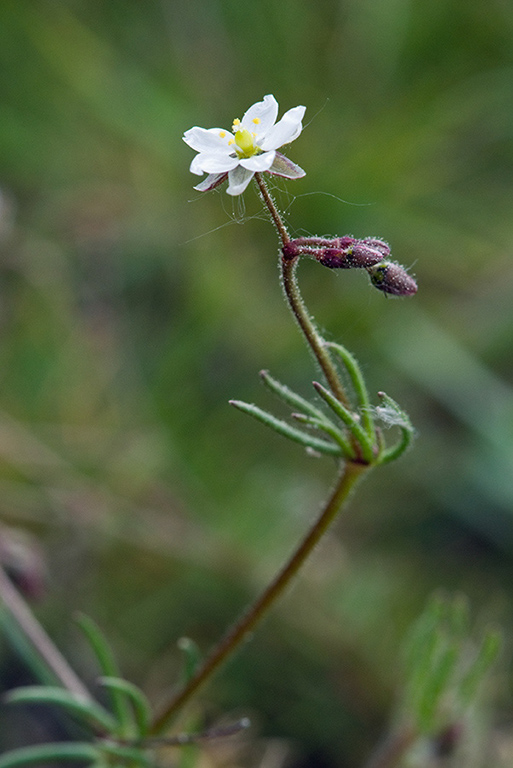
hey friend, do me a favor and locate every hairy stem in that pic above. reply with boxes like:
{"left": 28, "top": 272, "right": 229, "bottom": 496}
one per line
{"left": 0, "top": 566, "right": 93, "bottom": 701}
{"left": 151, "top": 173, "right": 372, "bottom": 733}
{"left": 151, "top": 460, "right": 367, "bottom": 734}
{"left": 254, "top": 173, "right": 351, "bottom": 409}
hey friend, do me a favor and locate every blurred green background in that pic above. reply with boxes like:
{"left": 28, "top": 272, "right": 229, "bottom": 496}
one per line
{"left": 0, "top": 0, "right": 513, "bottom": 765}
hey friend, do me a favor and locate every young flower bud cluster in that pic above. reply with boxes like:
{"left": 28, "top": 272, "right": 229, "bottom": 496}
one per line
{"left": 281, "top": 236, "right": 417, "bottom": 296}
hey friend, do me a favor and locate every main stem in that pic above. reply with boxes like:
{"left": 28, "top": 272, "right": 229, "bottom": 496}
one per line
{"left": 254, "top": 173, "right": 351, "bottom": 408}
{"left": 151, "top": 460, "right": 366, "bottom": 734}
{"left": 151, "top": 173, "right": 369, "bottom": 734}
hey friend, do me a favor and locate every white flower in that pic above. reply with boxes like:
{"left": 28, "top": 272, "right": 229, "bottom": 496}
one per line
{"left": 183, "top": 95, "right": 306, "bottom": 196}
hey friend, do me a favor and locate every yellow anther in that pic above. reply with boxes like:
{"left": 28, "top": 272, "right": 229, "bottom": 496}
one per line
{"left": 232, "top": 118, "right": 241, "bottom": 131}
{"left": 228, "top": 139, "right": 235, "bottom": 145}
{"left": 252, "top": 117, "right": 260, "bottom": 125}
{"left": 219, "top": 131, "right": 226, "bottom": 138}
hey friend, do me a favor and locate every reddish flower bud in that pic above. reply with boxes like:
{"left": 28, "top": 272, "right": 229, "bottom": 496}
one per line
{"left": 361, "top": 237, "right": 391, "bottom": 257}
{"left": 347, "top": 243, "right": 386, "bottom": 268}
{"left": 368, "top": 261, "right": 417, "bottom": 296}
{"left": 316, "top": 239, "right": 386, "bottom": 269}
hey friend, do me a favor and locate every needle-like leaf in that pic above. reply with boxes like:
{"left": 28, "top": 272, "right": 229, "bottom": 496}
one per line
{"left": 312, "top": 383, "right": 375, "bottom": 463}
{"left": 6, "top": 686, "right": 116, "bottom": 734}
{"left": 324, "top": 342, "right": 374, "bottom": 438}
{"left": 260, "top": 370, "right": 330, "bottom": 422}
{"left": 230, "top": 400, "right": 342, "bottom": 456}
{"left": 0, "top": 742, "right": 98, "bottom": 768}
{"left": 98, "top": 677, "right": 152, "bottom": 738}
{"left": 74, "top": 613, "right": 133, "bottom": 736}
{"left": 374, "top": 392, "right": 416, "bottom": 464}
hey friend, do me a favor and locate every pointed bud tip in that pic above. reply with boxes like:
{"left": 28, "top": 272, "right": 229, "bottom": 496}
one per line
{"left": 368, "top": 261, "right": 418, "bottom": 296}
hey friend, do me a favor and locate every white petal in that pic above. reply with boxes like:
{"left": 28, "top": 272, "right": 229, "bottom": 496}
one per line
{"left": 241, "top": 95, "right": 279, "bottom": 137}
{"left": 269, "top": 152, "right": 306, "bottom": 179}
{"left": 226, "top": 166, "right": 255, "bottom": 195}
{"left": 183, "top": 126, "right": 232, "bottom": 153}
{"left": 190, "top": 151, "right": 230, "bottom": 174}
{"left": 259, "top": 105, "right": 306, "bottom": 151}
{"left": 190, "top": 153, "right": 207, "bottom": 175}
{"left": 197, "top": 154, "right": 240, "bottom": 173}
{"left": 240, "top": 151, "right": 276, "bottom": 172}
{"left": 193, "top": 172, "right": 228, "bottom": 192}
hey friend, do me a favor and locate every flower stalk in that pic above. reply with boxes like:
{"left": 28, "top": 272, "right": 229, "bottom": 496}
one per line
{"left": 254, "top": 173, "right": 353, "bottom": 409}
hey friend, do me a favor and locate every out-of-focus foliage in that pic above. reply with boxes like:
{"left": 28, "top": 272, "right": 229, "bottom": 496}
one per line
{"left": 0, "top": 0, "right": 512, "bottom": 765}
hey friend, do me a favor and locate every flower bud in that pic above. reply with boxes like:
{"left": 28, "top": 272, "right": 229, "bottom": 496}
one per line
{"left": 361, "top": 238, "right": 391, "bottom": 257}
{"left": 316, "top": 239, "right": 386, "bottom": 269}
{"left": 367, "top": 261, "right": 417, "bottom": 296}
{"left": 347, "top": 243, "right": 386, "bottom": 268}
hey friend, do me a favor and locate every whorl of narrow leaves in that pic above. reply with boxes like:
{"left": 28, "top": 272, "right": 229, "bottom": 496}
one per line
{"left": 232, "top": 350, "right": 414, "bottom": 466}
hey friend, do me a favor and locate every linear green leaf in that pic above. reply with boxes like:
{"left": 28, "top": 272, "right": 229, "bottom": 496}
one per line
{"left": 177, "top": 636, "right": 202, "bottom": 684}
{"left": 324, "top": 342, "right": 374, "bottom": 437}
{"left": 0, "top": 742, "right": 98, "bottom": 768}
{"left": 229, "top": 400, "right": 342, "bottom": 455}
{"left": 0, "top": 609, "right": 62, "bottom": 689}
{"left": 378, "top": 426, "right": 415, "bottom": 464}
{"left": 373, "top": 392, "right": 415, "bottom": 463}
{"left": 6, "top": 686, "right": 116, "bottom": 734}
{"left": 74, "top": 613, "right": 132, "bottom": 735}
{"left": 98, "top": 741, "right": 152, "bottom": 765}
{"left": 312, "top": 383, "right": 375, "bottom": 463}
{"left": 459, "top": 629, "right": 501, "bottom": 706}
{"left": 260, "top": 370, "right": 329, "bottom": 422}
{"left": 292, "top": 414, "right": 355, "bottom": 459}
{"left": 417, "top": 643, "right": 459, "bottom": 732}
{"left": 99, "top": 677, "right": 152, "bottom": 738}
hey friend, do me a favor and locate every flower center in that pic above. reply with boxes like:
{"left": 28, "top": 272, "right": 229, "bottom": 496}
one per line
{"left": 228, "top": 117, "right": 261, "bottom": 158}
{"left": 234, "top": 128, "right": 256, "bottom": 157}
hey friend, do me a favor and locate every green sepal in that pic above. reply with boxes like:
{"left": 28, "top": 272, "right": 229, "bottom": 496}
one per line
{"left": 177, "top": 636, "right": 202, "bottom": 684}
{"left": 229, "top": 400, "right": 342, "bottom": 456}
{"left": 98, "top": 677, "right": 152, "bottom": 739}
{"left": 312, "top": 383, "right": 375, "bottom": 463}
{"left": 74, "top": 613, "right": 132, "bottom": 736}
{"left": 5, "top": 686, "right": 116, "bottom": 734}
{"left": 0, "top": 742, "right": 99, "bottom": 768}
{"left": 323, "top": 342, "right": 374, "bottom": 438}
{"left": 374, "top": 392, "right": 415, "bottom": 464}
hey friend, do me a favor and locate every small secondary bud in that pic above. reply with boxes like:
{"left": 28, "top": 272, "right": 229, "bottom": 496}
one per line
{"left": 368, "top": 261, "right": 417, "bottom": 296}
